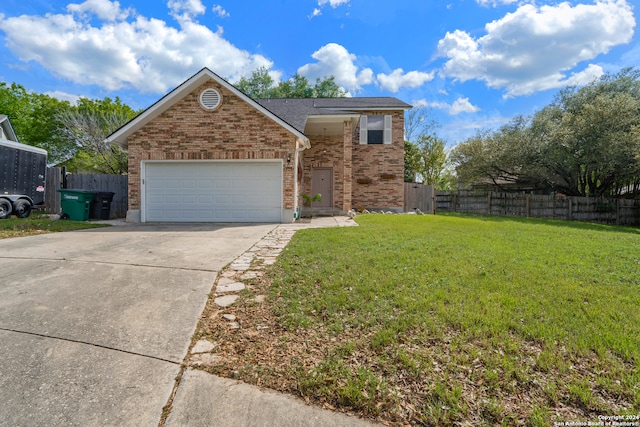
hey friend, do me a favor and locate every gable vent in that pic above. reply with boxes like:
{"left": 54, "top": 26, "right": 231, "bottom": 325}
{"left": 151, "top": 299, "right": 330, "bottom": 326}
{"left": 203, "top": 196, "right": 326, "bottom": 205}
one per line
{"left": 200, "top": 88, "right": 221, "bottom": 110}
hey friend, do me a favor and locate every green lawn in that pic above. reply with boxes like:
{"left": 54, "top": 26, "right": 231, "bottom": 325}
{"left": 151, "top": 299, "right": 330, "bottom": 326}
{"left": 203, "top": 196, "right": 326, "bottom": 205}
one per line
{"left": 0, "top": 213, "right": 108, "bottom": 239}
{"left": 203, "top": 214, "right": 640, "bottom": 425}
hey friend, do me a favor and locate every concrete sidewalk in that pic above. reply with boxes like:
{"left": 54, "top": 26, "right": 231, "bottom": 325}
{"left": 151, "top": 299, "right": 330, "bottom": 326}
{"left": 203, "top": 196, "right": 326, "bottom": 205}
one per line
{"left": 166, "top": 370, "right": 374, "bottom": 427}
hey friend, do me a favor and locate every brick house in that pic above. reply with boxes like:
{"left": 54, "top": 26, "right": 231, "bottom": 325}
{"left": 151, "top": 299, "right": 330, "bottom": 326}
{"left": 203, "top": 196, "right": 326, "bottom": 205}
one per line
{"left": 107, "top": 68, "right": 411, "bottom": 223}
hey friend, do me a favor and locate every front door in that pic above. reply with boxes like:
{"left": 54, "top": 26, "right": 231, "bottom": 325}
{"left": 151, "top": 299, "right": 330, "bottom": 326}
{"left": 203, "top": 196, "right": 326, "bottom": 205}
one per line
{"left": 311, "top": 168, "right": 333, "bottom": 208}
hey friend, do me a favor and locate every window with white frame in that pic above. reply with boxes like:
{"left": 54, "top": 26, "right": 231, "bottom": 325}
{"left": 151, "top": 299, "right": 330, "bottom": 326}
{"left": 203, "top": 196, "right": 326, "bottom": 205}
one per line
{"left": 359, "top": 115, "right": 392, "bottom": 145}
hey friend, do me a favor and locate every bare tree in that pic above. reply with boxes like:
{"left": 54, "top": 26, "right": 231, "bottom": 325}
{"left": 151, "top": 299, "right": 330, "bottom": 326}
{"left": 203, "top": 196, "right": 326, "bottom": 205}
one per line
{"left": 56, "top": 102, "right": 133, "bottom": 174}
{"left": 404, "top": 106, "right": 438, "bottom": 143}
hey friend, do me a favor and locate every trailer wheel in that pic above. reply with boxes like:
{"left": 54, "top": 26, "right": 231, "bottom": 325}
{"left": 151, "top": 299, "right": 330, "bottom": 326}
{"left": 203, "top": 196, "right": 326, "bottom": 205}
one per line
{"left": 13, "top": 199, "right": 32, "bottom": 218}
{"left": 0, "top": 199, "right": 11, "bottom": 219}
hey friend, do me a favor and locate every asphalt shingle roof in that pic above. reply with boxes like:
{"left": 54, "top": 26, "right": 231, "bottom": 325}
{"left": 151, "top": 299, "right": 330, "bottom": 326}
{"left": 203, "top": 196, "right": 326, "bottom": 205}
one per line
{"left": 255, "top": 97, "right": 411, "bottom": 134}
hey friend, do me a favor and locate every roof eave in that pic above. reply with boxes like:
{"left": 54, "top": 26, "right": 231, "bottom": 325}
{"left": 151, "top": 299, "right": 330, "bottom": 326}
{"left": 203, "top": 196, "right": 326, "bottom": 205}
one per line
{"left": 306, "top": 114, "right": 361, "bottom": 120}
{"left": 321, "top": 106, "right": 412, "bottom": 112}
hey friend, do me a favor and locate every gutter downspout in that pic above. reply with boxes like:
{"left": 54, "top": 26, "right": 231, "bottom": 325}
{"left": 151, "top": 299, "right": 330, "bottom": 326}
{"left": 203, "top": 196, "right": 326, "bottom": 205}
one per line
{"left": 293, "top": 137, "right": 310, "bottom": 221}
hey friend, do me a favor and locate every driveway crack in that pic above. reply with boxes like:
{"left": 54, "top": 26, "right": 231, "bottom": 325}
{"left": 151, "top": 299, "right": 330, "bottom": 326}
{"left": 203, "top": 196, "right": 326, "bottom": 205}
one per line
{"left": 0, "top": 256, "right": 217, "bottom": 272}
{"left": 0, "top": 327, "right": 180, "bottom": 365}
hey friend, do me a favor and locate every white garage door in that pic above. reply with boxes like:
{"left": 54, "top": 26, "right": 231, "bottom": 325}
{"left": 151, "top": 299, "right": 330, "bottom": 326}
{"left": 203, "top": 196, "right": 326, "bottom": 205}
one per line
{"left": 144, "top": 161, "right": 282, "bottom": 223}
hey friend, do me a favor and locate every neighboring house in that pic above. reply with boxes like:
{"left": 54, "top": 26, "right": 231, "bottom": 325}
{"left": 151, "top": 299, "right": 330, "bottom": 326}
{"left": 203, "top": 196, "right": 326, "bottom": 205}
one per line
{"left": 106, "top": 67, "right": 411, "bottom": 223}
{"left": 471, "top": 177, "right": 554, "bottom": 195}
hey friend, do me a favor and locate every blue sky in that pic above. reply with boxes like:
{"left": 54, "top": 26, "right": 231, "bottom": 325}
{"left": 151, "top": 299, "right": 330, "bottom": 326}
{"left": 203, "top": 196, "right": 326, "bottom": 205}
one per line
{"left": 0, "top": 0, "right": 637, "bottom": 145}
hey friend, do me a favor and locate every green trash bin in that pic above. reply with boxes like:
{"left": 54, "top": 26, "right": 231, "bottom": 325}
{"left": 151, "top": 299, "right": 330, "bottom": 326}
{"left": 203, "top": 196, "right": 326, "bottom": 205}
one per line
{"left": 57, "top": 189, "right": 94, "bottom": 221}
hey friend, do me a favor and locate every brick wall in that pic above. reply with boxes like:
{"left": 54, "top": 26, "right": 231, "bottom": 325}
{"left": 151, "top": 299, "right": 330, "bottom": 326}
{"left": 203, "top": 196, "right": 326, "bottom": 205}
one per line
{"left": 301, "top": 112, "right": 404, "bottom": 212}
{"left": 351, "top": 111, "right": 405, "bottom": 211}
{"left": 127, "top": 80, "right": 298, "bottom": 210}
{"left": 301, "top": 134, "right": 345, "bottom": 209}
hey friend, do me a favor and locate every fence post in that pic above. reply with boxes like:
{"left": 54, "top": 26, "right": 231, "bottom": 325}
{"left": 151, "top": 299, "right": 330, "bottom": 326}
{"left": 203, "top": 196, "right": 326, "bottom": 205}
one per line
{"left": 526, "top": 194, "right": 530, "bottom": 218}
{"left": 453, "top": 194, "right": 457, "bottom": 212}
{"left": 430, "top": 185, "right": 436, "bottom": 214}
{"left": 568, "top": 198, "right": 573, "bottom": 221}
{"left": 487, "top": 192, "right": 492, "bottom": 215}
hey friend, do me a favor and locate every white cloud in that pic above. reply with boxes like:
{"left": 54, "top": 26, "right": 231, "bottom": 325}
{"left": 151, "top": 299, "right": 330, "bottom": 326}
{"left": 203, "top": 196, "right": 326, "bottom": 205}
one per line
{"left": 212, "top": 5, "right": 229, "bottom": 18}
{"left": 167, "top": 0, "right": 206, "bottom": 20}
{"left": 46, "top": 91, "right": 82, "bottom": 105}
{"left": 450, "top": 97, "right": 480, "bottom": 115}
{"left": 311, "top": 0, "right": 348, "bottom": 19}
{"left": 377, "top": 68, "right": 435, "bottom": 92}
{"left": 437, "top": 0, "right": 636, "bottom": 97}
{"left": 309, "top": 8, "right": 322, "bottom": 19}
{"left": 318, "top": 0, "right": 350, "bottom": 8}
{"left": 413, "top": 99, "right": 447, "bottom": 109}
{"left": 475, "top": 0, "right": 518, "bottom": 7}
{"left": 413, "top": 97, "right": 480, "bottom": 116}
{"left": 297, "top": 43, "right": 373, "bottom": 92}
{"left": 67, "top": 0, "right": 132, "bottom": 21}
{"left": 0, "top": 0, "right": 273, "bottom": 93}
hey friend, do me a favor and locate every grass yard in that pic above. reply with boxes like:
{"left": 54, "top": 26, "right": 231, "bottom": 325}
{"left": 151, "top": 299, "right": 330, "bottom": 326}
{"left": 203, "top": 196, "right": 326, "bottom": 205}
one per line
{"left": 196, "top": 214, "right": 640, "bottom": 426}
{"left": 0, "top": 213, "right": 108, "bottom": 239}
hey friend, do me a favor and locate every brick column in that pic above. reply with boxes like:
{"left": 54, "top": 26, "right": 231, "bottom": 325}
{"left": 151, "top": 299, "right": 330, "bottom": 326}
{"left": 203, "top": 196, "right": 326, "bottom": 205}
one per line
{"left": 343, "top": 120, "right": 353, "bottom": 211}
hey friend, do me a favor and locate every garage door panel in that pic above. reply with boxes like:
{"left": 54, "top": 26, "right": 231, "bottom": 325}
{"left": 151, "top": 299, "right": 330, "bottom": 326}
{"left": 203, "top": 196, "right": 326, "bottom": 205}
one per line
{"left": 144, "top": 162, "right": 282, "bottom": 223}
{"left": 215, "top": 180, "right": 231, "bottom": 190}
{"left": 198, "top": 180, "right": 213, "bottom": 189}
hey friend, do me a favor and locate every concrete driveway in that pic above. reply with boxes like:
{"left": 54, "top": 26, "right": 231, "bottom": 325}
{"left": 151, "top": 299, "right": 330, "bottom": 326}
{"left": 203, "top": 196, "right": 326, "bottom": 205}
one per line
{"left": 0, "top": 223, "right": 275, "bottom": 427}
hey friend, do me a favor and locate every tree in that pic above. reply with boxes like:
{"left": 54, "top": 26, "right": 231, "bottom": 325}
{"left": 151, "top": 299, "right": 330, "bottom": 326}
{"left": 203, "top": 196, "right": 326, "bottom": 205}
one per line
{"left": 56, "top": 97, "right": 137, "bottom": 174}
{"left": 533, "top": 69, "right": 640, "bottom": 196}
{"left": 416, "top": 134, "right": 448, "bottom": 186}
{"left": 236, "top": 67, "right": 346, "bottom": 99}
{"left": 404, "top": 140, "right": 421, "bottom": 182}
{"left": 451, "top": 116, "right": 538, "bottom": 190}
{"left": 451, "top": 68, "right": 640, "bottom": 197}
{"left": 0, "top": 82, "right": 74, "bottom": 163}
{"left": 310, "top": 75, "right": 347, "bottom": 98}
{"left": 404, "top": 106, "right": 437, "bottom": 143}
{"left": 236, "top": 67, "right": 275, "bottom": 99}
{"left": 403, "top": 106, "right": 452, "bottom": 188}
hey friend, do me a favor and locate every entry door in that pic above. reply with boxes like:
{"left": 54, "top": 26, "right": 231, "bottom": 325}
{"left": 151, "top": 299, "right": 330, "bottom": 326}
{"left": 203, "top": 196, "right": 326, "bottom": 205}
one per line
{"left": 311, "top": 168, "right": 333, "bottom": 208}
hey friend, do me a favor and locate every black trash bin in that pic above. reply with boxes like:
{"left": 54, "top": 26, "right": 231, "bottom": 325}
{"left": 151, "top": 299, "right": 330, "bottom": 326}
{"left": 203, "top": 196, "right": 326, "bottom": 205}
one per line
{"left": 89, "top": 191, "right": 115, "bottom": 220}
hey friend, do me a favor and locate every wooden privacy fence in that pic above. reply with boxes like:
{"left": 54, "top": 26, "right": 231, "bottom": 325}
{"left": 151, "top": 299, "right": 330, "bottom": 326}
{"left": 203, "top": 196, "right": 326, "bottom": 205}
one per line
{"left": 434, "top": 190, "right": 640, "bottom": 226}
{"left": 45, "top": 167, "right": 128, "bottom": 218}
{"left": 404, "top": 183, "right": 435, "bottom": 214}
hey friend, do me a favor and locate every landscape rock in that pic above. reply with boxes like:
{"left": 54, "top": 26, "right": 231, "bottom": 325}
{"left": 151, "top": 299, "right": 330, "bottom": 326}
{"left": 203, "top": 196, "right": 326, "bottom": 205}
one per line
{"left": 230, "top": 264, "right": 251, "bottom": 272}
{"left": 214, "top": 295, "right": 238, "bottom": 307}
{"left": 216, "top": 281, "right": 245, "bottom": 293}
{"left": 222, "top": 314, "right": 236, "bottom": 321}
{"left": 240, "top": 271, "right": 261, "bottom": 280}
{"left": 191, "top": 339, "right": 215, "bottom": 354}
